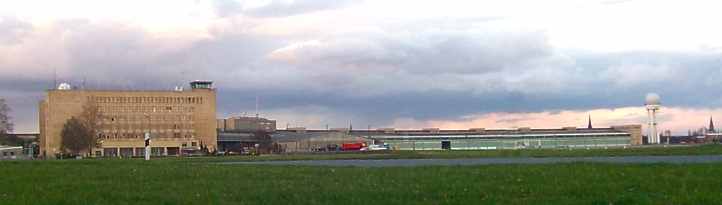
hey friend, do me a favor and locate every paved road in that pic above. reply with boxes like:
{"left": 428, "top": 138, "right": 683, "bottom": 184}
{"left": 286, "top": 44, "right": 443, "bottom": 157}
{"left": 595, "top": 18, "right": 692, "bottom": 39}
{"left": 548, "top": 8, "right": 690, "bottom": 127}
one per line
{"left": 220, "top": 155, "right": 722, "bottom": 167}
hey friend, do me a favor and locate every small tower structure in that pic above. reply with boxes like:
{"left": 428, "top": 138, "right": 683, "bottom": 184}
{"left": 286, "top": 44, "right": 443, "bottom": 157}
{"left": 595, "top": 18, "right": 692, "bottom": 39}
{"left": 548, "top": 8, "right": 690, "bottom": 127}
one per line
{"left": 645, "top": 93, "right": 661, "bottom": 144}
{"left": 709, "top": 116, "right": 715, "bottom": 133}
{"left": 587, "top": 115, "right": 593, "bottom": 129}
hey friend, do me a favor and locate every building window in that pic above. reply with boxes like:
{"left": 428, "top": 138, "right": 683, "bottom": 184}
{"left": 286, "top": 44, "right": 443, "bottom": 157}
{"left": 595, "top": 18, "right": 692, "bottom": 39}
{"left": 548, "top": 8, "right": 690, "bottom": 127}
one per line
{"left": 191, "top": 142, "right": 197, "bottom": 147}
{"left": 9, "top": 152, "right": 14, "bottom": 156}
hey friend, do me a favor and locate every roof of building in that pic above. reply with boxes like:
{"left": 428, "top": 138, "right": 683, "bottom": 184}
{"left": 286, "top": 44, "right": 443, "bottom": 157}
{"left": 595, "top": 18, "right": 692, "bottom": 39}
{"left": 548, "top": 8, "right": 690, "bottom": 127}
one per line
{"left": 0, "top": 146, "right": 23, "bottom": 151}
{"left": 271, "top": 126, "right": 638, "bottom": 141}
{"left": 277, "top": 127, "right": 631, "bottom": 135}
{"left": 217, "top": 132, "right": 257, "bottom": 142}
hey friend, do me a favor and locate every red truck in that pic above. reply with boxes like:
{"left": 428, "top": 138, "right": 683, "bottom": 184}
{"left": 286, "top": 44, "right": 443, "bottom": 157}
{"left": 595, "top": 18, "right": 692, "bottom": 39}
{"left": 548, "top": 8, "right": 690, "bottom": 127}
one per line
{"left": 341, "top": 142, "right": 366, "bottom": 151}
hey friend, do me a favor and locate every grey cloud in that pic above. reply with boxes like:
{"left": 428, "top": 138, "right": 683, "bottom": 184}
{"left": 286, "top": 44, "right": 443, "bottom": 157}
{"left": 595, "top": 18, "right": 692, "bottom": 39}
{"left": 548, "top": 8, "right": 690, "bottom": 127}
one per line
{"left": 212, "top": 0, "right": 360, "bottom": 17}
{"left": 4, "top": 16, "right": 722, "bottom": 132}
{"left": 281, "top": 30, "right": 553, "bottom": 75}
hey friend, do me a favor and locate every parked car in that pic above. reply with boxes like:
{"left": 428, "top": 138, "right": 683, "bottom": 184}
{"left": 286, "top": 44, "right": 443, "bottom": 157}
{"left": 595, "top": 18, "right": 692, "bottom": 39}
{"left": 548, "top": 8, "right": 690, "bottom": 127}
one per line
{"left": 367, "top": 144, "right": 389, "bottom": 151}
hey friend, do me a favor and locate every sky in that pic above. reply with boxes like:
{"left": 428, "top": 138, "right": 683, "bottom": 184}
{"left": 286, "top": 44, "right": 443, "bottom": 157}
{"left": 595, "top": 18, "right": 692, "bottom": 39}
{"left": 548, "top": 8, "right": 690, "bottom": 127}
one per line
{"left": 2, "top": 0, "right": 722, "bottom": 134}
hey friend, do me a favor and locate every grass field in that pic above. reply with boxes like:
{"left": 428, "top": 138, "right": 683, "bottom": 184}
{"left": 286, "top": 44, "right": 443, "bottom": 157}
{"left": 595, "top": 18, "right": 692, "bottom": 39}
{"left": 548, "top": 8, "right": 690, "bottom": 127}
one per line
{"left": 197, "top": 144, "right": 722, "bottom": 162}
{"left": 2, "top": 159, "right": 722, "bottom": 205}
{"left": 3, "top": 145, "right": 722, "bottom": 204}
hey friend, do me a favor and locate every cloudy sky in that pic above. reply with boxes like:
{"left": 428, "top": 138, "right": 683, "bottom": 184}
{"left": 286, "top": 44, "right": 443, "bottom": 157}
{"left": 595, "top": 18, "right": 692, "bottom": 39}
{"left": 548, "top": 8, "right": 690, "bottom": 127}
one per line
{"left": 2, "top": 0, "right": 722, "bottom": 134}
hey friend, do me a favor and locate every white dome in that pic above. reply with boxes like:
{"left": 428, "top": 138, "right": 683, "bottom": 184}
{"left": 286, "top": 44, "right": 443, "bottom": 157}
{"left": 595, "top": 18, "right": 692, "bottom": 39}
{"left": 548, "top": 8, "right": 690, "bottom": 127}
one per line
{"left": 57, "top": 83, "right": 72, "bottom": 90}
{"left": 645, "top": 93, "right": 661, "bottom": 105}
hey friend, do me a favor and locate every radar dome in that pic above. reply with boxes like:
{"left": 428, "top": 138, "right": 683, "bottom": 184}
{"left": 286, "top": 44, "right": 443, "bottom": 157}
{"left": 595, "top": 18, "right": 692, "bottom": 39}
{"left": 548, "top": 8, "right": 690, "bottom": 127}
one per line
{"left": 645, "top": 93, "right": 661, "bottom": 105}
{"left": 57, "top": 83, "right": 72, "bottom": 90}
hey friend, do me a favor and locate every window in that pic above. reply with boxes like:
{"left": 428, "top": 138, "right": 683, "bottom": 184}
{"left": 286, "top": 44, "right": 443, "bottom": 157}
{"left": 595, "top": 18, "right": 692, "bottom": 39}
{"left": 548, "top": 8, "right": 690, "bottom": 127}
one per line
{"left": 9, "top": 152, "right": 14, "bottom": 156}
{"left": 182, "top": 143, "right": 187, "bottom": 147}
{"left": 191, "top": 142, "right": 197, "bottom": 147}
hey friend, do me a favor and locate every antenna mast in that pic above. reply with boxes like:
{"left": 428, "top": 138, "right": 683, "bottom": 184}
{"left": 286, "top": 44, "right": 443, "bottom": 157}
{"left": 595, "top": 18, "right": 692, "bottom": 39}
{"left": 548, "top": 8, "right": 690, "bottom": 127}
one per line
{"left": 53, "top": 68, "right": 57, "bottom": 89}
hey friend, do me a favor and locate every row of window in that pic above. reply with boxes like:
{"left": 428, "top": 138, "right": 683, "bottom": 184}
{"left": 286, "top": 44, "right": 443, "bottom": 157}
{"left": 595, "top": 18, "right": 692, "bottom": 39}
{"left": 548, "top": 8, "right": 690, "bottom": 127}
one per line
{"left": 99, "top": 132, "right": 195, "bottom": 139}
{"left": 99, "top": 106, "right": 195, "bottom": 114}
{"left": 92, "top": 96, "right": 204, "bottom": 104}
{"left": 102, "top": 114, "right": 194, "bottom": 123}
{"left": 99, "top": 125, "right": 197, "bottom": 132}
{"left": 2, "top": 151, "right": 15, "bottom": 156}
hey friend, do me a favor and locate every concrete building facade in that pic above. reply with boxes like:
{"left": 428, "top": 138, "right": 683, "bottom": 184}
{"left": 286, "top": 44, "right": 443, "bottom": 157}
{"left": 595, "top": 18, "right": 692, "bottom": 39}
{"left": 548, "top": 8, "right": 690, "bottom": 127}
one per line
{"left": 0, "top": 146, "right": 26, "bottom": 160}
{"left": 217, "top": 116, "right": 276, "bottom": 132}
{"left": 273, "top": 130, "right": 370, "bottom": 153}
{"left": 369, "top": 125, "right": 642, "bottom": 150}
{"left": 272, "top": 125, "right": 642, "bottom": 153}
{"left": 39, "top": 81, "right": 217, "bottom": 158}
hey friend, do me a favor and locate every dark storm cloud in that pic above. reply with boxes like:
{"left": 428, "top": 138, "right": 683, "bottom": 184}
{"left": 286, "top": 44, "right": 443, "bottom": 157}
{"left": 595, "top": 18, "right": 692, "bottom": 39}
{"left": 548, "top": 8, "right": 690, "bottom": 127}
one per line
{"left": 4, "top": 15, "right": 722, "bottom": 131}
{"left": 0, "top": 78, "right": 48, "bottom": 133}
{"left": 212, "top": 0, "right": 360, "bottom": 17}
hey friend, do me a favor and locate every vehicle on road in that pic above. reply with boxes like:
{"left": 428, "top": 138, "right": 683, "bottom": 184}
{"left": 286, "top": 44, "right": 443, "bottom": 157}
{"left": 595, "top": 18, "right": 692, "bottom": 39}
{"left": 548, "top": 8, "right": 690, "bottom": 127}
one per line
{"left": 341, "top": 143, "right": 366, "bottom": 151}
{"left": 367, "top": 143, "right": 389, "bottom": 151}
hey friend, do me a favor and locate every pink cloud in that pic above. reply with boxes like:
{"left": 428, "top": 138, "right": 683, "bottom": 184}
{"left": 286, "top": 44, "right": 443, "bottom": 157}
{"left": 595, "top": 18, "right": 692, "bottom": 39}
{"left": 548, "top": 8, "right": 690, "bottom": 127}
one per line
{"left": 389, "top": 106, "right": 721, "bottom": 135}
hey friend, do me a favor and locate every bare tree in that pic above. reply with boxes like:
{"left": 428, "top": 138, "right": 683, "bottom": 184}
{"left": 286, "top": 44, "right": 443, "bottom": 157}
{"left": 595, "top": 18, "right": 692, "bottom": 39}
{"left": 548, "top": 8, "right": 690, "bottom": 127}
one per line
{"left": 78, "top": 100, "right": 102, "bottom": 150}
{"left": 60, "top": 117, "right": 90, "bottom": 155}
{"left": 60, "top": 100, "right": 102, "bottom": 156}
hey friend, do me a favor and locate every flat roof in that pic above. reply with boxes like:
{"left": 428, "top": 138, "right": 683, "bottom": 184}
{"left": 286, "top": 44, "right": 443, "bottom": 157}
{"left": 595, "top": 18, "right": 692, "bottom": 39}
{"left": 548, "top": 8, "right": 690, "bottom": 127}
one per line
{"left": 370, "top": 132, "right": 630, "bottom": 140}
{"left": 0, "top": 146, "right": 23, "bottom": 150}
{"left": 276, "top": 127, "right": 632, "bottom": 136}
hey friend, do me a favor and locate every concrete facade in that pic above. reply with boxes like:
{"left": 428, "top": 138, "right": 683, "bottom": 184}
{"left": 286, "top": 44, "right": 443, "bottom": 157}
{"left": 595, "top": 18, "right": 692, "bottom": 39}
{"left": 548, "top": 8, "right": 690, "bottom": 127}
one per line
{"left": 272, "top": 125, "right": 643, "bottom": 153}
{"left": 217, "top": 117, "right": 276, "bottom": 132}
{"left": 39, "top": 82, "right": 217, "bottom": 158}
{"left": 369, "top": 125, "right": 643, "bottom": 150}
{"left": 0, "top": 146, "right": 25, "bottom": 160}
{"left": 273, "top": 130, "right": 371, "bottom": 153}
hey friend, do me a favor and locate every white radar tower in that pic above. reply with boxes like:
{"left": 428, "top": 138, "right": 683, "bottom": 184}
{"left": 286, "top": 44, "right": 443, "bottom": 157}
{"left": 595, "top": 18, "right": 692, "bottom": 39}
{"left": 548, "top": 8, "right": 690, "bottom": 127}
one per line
{"left": 645, "top": 93, "right": 661, "bottom": 144}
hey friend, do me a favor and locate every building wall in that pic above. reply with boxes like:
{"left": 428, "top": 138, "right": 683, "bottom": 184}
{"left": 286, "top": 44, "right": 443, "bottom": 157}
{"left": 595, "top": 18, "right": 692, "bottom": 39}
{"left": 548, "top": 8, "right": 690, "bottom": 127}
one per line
{"left": 374, "top": 126, "right": 641, "bottom": 150}
{"left": 384, "top": 136, "right": 631, "bottom": 150}
{"left": 39, "top": 88, "right": 216, "bottom": 157}
{"left": 612, "top": 125, "right": 642, "bottom": 145}
{"left": 218, "top": 117, "right": 276, "bottom": 132}
{"left": 0, "top": 147, "right": 26, "bottom": 160}
{"left": 275, "top": 132, "right": 370, "bottom": 153}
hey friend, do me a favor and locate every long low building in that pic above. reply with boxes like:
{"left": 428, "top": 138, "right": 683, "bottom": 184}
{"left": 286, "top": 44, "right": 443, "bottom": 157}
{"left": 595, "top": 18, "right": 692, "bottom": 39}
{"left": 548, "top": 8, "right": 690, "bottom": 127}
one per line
{"left": 0, "top": 146, "right": 26, "bottom": 160}
{"left": 366, "top": 126, "right": 641, "bottom": 150}
{"left": 273, "top": 125, "right": 642, "bottom": 152}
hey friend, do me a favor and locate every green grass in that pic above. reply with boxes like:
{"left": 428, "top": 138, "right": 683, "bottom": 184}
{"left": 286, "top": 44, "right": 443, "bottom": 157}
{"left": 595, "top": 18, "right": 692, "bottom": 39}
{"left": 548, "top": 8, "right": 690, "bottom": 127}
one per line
{"left": 4, "top": 145, "right": 722, "bottom": 204}
{"left": 194, "top": 144, "right": 722, "bottom": 162}
{"left": 2, "top": 158, "right": 722, "bottom": 204}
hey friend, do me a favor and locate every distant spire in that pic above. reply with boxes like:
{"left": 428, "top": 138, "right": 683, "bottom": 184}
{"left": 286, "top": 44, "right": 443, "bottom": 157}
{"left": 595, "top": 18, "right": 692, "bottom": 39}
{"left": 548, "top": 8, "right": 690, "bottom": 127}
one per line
{"left": 349, "top": 120, "right": 353, "bottom": 133}
{"left": 710, "top": 116, "right": 715, "bottom": 133}
{"left": 587, "top": 114, "right": 593, "bottom": 129}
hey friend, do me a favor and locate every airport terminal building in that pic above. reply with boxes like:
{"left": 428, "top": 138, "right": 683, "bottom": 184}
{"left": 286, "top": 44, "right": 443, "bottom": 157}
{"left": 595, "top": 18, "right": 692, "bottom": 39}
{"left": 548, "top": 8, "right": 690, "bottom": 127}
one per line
{"left": 273, "top": 125, "right": 642, "bottom": 152}
{"left": 39, "top": 81, "right": 217, "bottom": 158}
{"left": 365, "top": 125, "right": 642, "bottom": 150}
